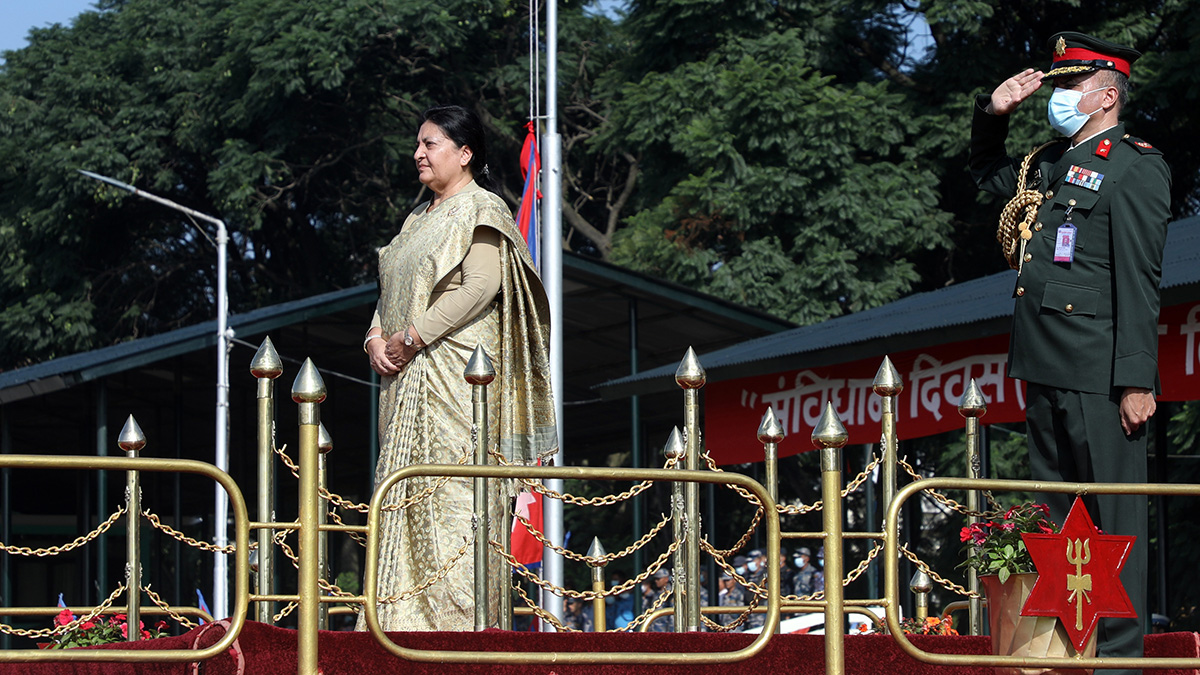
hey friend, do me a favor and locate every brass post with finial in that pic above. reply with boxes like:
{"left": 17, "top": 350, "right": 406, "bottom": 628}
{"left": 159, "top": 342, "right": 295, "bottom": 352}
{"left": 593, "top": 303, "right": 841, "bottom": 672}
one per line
{"left": 872, "top": 357, "right": 903, "bottom": 523}
{"left": 250, "top": 337, "right": 283, "bottom": 624}
{"left": 118, "top": 415, "right": 146, "bottom": 641}
{"left": 675, "top": 348, "right": 706, "bottom": 632}
{"left": 317, "top": 422, "right": 333, "bottom": 630}
{"left": 465, "top": 345, "right": 496, "bottom": 631}
{"left": 813, "top": 402, "right": 849, "bottom": 671}
{"left": 589, "top": 537, "right": 608, "bottom": 632}
{"left": 664, "top": 427, "right": 685, "bottom": 632}
{"left": 959, "top": 378, "right": 988, "bottom": 636}
{"left": 291, "top": 358, "right": 327, "bottom": 673}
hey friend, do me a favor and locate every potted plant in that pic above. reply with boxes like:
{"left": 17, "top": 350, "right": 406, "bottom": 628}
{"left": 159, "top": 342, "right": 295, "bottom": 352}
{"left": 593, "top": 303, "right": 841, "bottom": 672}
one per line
{"left": 960, "top": 502, "right": 1094, "bottom": 675}
{"left": 48, "top": 609, "right": 169, "bottom": 649}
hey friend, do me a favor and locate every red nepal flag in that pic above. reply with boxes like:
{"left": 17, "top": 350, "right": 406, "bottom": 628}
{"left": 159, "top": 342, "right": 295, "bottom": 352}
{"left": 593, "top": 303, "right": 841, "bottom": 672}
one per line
{"left": 516, "top": 121, "right": 541, "bottom": 270}
{"left": 511, "top": 480, "right": 544, "bottom": 568}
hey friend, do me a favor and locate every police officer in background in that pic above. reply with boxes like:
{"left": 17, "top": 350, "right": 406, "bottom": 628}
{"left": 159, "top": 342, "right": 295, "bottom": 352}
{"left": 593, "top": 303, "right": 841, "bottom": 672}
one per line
{"left": 969, "top": 31, "right": 1171, "bottom": 673}
{"left": 792, "top": 547, "right": 823, "bottom": 598}
{"left": 743, "top": 549, "right": 768, "bottom": 630}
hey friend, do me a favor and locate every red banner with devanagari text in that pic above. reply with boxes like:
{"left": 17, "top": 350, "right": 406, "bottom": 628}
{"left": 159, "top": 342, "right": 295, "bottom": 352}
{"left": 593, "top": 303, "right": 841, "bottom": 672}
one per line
{"left": 704, "top": 301, "right": 1200, "bottom": 465}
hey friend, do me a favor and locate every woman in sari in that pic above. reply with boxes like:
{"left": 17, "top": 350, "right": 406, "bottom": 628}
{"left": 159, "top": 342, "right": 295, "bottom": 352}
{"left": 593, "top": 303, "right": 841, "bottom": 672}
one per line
{"left": 360, "top": 105, "right": 556, "bottom": 631}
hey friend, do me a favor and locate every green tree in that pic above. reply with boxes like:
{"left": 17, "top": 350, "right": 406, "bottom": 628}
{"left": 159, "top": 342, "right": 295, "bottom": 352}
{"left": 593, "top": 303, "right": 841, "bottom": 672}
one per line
{"left": 0, "top": 0, "right": 619, "bottom": 368}
{"left": 594, "top": 0, "right": 1200, "bottom": 324}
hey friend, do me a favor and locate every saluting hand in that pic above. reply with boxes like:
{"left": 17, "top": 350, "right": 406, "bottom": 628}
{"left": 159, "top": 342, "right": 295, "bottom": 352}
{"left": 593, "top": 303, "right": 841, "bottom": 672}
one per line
{"left": 989, "top": 68, "right": 1045, "bottom": 115}
{"left": 1119, "top": 387, "right": 1156, "bottom": 436}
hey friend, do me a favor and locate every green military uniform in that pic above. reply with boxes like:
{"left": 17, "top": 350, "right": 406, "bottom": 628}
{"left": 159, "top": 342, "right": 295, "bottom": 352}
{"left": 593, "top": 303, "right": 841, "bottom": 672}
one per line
{"left": 969, "top": 32, "right": 1171, "bottom": 673}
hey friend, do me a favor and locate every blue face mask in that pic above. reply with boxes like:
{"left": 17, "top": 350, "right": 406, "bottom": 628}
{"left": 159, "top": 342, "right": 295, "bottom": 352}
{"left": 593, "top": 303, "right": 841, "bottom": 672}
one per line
{"left": 1047, "top": 86, "right": 1107, "bottom": 137}
{"left": 747, "top": 561, "right": 759, "bottom": 573}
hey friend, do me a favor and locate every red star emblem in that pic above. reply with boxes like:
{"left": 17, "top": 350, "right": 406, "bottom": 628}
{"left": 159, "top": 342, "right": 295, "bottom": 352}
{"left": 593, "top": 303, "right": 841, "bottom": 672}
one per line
{"left": 1020, "top": 497, "right": 1136, "bottom": 653}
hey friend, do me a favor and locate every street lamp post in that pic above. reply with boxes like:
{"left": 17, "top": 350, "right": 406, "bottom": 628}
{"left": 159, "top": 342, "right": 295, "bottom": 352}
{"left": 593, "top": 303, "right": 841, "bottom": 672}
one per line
{"left": 78, "top": 170, "right": 233, "bottom": 619}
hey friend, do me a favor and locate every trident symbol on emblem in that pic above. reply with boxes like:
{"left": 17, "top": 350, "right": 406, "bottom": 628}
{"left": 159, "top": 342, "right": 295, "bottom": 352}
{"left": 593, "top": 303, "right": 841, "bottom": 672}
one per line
{"left": 1065, "top": 538, "right": 1092, "bottom": 631}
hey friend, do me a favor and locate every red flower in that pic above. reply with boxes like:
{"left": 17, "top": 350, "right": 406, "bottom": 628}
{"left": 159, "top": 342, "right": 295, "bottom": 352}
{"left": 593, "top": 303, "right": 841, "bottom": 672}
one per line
{"left": 959, "top": 526, "right": 971, "bottom": 542}
{"left": 79, "top": 620, "right": 95, "bottom": 631}
{"left": 141, "top": 629, "right": 151, "bottom": 639}
{"left": 155, "top": 621, "right": 168, "bottom": 632}
{"left": 54, "top": 609, "right": 74, "bottom": 627}
{"left": 120, "top": 623, "right": 129, "bottom": 639}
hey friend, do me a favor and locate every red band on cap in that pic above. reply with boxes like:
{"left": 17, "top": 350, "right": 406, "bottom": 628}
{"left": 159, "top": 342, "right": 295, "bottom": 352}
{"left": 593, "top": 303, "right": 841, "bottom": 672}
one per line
{"left": 1055, "top": 47, "right": 1131, "bottom": 76}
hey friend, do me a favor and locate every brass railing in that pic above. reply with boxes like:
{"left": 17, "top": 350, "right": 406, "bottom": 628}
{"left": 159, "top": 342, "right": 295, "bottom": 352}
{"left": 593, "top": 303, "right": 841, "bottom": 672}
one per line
{"left": 0, "top": 336, "right": 1193, "bottom": 675}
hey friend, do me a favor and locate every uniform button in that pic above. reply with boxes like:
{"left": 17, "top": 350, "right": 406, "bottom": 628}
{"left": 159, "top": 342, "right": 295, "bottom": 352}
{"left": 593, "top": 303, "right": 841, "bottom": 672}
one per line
{"left": 1068, "top": 198, "right": 1077, "bottom": 206}
{"left": 1016, "top": 287, "right": 1025, "bottom": 297}
{"left": 1045, "top": 190, "right": 1055, "bottom": 200}
{"left": 1035, "top": 222, "right": 1044, "bottom": 232}
{"left": 1065, "top": 304, "right": 1074, "bottom": 313}
{"left": 1023, "top": 253, "right": 1032, "bottom": 263}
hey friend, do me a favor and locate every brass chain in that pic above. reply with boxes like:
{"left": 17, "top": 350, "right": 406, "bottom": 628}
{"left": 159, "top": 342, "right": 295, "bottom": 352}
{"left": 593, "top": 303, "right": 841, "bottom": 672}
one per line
{"left": 897, "top": 458, "right": 1003, "bottom": 519}
{"left": 141, "top": 584, "right": 198, "bottom": 630}
{"left": 700, "top": 590, "right": 758, "bottom": 632}
{"left": 777, "top": 453, "right": 882, "bottom": 515}
{"left": 495, "top": 539, "right": 679, "bottom": 601}
{"left": 621, "top": 579, "right": 674, "bottom": 632}
{"left": 797, "top": 543, "right": 883, "bottom": 602}
{"left": 379, "top": 540, "right": 471, "bottom": 604}
{"left": 899, "top": 544, "right": 979, "bottom": 599}
{"left": 142, "top": 509, "right": 249, "bottom": 554}
{"left": 273, "top": 531, "right": 374, "bottom": 601}
{"left": 701, "top": 452, "right": 763, "bottom": 506}
{"left": 701, "top": 539, "right": 765, "bottom": 597}
{"left": 0, "top": 506, "right": 126, "bottom": 557}
{"left": 273, "top": 601, "right": 297, "bottom": 623}
{"left": 491, "top": 449, "right": 679, "bottom": 506}
{"left": 510, "top": 580, "right": 574, "bottom": 632}
{"left": 275, "top": 444, "right": 467, "bottom": 514}
{"left": 704, "top": 505, "right": 763, "bottom": 558}
{"left": 326, "top": 508, "right": 367, "bottom": 547}
{"left": 511, "top": 510, "right": 671, "bottom": 565}
{"left": 0, "top": 583, "right": 128, "bottom": 639}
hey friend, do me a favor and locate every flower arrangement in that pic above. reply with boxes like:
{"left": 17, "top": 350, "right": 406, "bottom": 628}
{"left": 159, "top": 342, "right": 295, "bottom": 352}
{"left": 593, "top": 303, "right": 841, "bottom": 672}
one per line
{"left": 960, "top": 502, "right": 1058, "bottom": 583}
{"left": 855, "top": 615, "right": 959, "bottom": 635}
{"left": 50, "top": 609, "right": 169, "bottom": 649}
{"left": 901, "top": 615, "right": 959, "bottom": 635}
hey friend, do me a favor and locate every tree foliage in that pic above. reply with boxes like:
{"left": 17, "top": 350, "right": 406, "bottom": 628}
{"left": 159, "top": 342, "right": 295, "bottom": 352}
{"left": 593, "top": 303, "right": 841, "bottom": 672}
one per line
{"left": 0, "top": 0, "right": 617, "bottom": 367}
{"left": 596, "top": 0, "right": 1200, "bottom": 323}
{"left": 4, "top": 0, "right": 1200, "bottom": 366}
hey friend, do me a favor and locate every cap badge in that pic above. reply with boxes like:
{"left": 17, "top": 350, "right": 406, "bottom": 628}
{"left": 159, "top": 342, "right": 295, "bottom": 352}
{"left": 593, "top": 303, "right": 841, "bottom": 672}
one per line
{"left": 1055, "top": 37, "right": 1067, "bottom": 57}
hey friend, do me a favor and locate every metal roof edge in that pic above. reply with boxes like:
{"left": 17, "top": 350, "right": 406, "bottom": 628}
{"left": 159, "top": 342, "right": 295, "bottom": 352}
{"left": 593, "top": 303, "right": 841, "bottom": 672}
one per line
{"left": 0, "top": 284, "right": 379, "bottom": 402}
{"left": 595, "top": 215, "right": 1200, "bottom": 400}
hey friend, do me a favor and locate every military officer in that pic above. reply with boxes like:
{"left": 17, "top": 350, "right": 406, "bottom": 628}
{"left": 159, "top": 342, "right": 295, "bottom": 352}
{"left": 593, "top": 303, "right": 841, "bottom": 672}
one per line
{"left": 969, "top": 32, "right": 1171, "bottom": 673}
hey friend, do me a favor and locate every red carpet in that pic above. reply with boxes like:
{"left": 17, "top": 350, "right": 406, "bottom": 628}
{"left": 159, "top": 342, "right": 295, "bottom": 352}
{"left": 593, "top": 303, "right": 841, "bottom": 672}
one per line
{"left": 3, "top": 622, "right": 1197, "bottom": 674}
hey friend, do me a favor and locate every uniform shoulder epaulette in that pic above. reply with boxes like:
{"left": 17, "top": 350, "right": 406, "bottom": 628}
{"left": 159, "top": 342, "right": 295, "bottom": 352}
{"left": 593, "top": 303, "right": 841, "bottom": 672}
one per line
{"left": 1122, "top": 134, "right": 1163, "bottom": 155}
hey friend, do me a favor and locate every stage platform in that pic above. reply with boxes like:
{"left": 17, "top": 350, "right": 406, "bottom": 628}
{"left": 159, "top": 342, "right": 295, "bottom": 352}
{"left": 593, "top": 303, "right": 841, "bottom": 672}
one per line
{"left": 4, "top": 622, "right": 1197, "bottom": 674}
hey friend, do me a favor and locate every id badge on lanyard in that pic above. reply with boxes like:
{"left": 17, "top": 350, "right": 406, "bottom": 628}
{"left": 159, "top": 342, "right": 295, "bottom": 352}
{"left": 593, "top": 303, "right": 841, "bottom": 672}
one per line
{"left": 1054, "top": 200, "right": 1077, "bottom": 263}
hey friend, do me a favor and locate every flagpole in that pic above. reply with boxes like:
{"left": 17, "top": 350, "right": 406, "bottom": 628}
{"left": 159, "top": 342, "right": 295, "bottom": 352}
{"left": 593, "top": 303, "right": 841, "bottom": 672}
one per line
{"left": 540, "top": 0, "right": 566, "bottom": 629}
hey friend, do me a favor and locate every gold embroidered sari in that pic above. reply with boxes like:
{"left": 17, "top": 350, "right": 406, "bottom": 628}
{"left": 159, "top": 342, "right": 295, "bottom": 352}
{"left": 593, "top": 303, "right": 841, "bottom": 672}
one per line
{"left": 361, "top": 182, "right": 556, "bottom": 632}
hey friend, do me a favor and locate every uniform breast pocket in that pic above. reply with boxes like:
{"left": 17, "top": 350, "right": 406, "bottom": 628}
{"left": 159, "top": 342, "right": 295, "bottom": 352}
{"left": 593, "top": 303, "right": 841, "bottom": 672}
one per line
{"left": 1047, "top": 184, "right": 1100, "bottom": 251}
{"left": 1040, "top": 280, "right": 1098, "bottom": 317}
